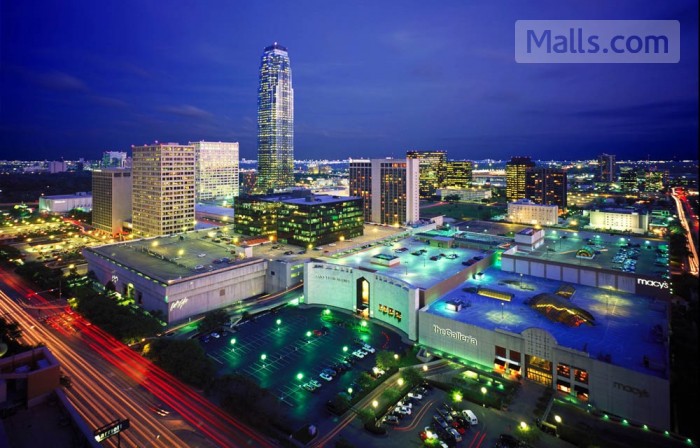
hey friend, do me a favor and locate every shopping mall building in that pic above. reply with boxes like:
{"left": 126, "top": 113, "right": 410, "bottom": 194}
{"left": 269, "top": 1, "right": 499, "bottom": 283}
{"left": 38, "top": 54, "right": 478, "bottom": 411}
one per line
{"left": 304, "top": 227, "right": 670, "bottom": 429}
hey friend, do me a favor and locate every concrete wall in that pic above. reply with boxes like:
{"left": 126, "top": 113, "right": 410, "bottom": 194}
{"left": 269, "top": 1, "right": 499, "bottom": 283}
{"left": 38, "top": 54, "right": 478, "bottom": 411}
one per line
{"left": 83, "top": 250, "right": 267, "bottom": 323}
{"left": 501, "top": 253, "right": 672, "bottom": 299}
{"left": 304, "top": 261, "right": 420, "bottom": 340}
{"left": 265, "top": 259, "right": 304, "bottom": 292}
{"left": 417, "top": 311, "right": 670, "bottom": 428}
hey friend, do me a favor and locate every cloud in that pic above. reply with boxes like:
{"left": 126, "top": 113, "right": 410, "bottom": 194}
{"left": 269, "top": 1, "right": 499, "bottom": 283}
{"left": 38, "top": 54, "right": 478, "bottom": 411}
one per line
{"left": 90, "top": 96, "right": 128, "bottom": 108}
{"left": 160, "top": 105, "right": 213, "bottom": 119}
{"left": 28, "top": 70, "right": 88, "bottom": 92}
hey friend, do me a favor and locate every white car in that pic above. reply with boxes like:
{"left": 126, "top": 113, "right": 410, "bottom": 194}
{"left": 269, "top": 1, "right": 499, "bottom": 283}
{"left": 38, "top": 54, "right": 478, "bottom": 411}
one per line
{"left": 398, "top": 399, "right": 412, "bottom": 409}
{"left": 394, "top": 406, "right": 411, "bottom": 415}
{"left": 352, "top": 350, "right": 366, "bottom": 359}
{"left": 407, "top": 392, "right": 423, "bottom": 400}
{"left": 211, "top": 332, "right": 220, "bottom": 339}
{"left": 319, "top": 372, "right": 333, "bottom": 381}
{"left": 362, "top": 344, "right": 375, "bottom": 353}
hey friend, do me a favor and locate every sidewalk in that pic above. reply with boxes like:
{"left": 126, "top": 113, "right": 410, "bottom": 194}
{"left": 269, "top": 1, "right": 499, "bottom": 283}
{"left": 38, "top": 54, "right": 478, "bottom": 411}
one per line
{"left": 506, "top": 378, "right": 546, "bottom": 424}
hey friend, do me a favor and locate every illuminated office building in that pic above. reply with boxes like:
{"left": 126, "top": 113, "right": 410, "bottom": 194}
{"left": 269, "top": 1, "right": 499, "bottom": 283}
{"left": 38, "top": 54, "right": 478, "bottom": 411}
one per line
{"left": 92, "top": 168, "right": 132, "bottom": 236}
{"left": 349, "top": 158, "right": 419, "bottom": 225}
{"left": 443, "top": 160, "right": 473, "bottom": 189}
{"left": 235, "top": 192, "right": 363, "bottom": 247}
{"left": 406, "top": 150, "right": 446, "bottom": 198}
{"left": 191, "top": 141, "right": 239, "bottom": 202}
{"left": 102, "top": 151, "right": 127, "bottom": 168}
{"left": 597, "top": 153, "right": 616, "bottom": 183}
{"left": 506, "top": 156, "right": 535, "bottom": 202}
{"left": 257, "top": 43, "right": 294, "bottom": 192}
{"left": 132, "top": 143, "right": 195, "bottom": 237}
{"left": 526, "top": 167, "right": 567, "bottom": 209}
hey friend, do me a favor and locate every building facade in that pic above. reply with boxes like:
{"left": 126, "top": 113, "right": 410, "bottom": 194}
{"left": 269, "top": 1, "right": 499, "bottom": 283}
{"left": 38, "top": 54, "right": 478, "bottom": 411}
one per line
{"left": 506, "top": 157, "right": 535, "bottom": 202}
{"left": 349, "top": 158, "right": 419, "bottom": 225}
{"left": 38, "top": 193, "right": 91, "bottom": 214}
{"left": 597, "top": 154, "right": 616, "bottom": 183}
{"left": 257, "top": 43, "right": 294, "bottom": 192}
{"left": 589, "top": 209, "right": 649, "bottom": 234}
{"left": 507, "top": 199, "right": 559, "bottom": 226}
{"left": 526, "top": 167, "right": 567, "bottom": 209}
{"left": 132, "top": 143, "right": 196, "bottom": 237}
{"left": 235, "top": 193, "right": 364, "bottom": 247}
{"left": 443, "top": 161, "right": 473, "bottom": 189}
{"left": 92, "top": 169, "right": 132, "bottom": 236}
{"left": 192, "top": 141, "right": 240, "bottom": 202}
{"left": 436, "top": 187, "right": 491, "bottom": 202}
{"left": 406, "top": 150, "right": 446, "bottom": 198}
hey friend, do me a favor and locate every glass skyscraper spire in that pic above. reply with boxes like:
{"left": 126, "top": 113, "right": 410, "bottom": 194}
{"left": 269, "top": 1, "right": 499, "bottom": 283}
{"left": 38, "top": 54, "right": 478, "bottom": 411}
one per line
{"left": 257, "top": 42, "right": 294, "bottom": 192}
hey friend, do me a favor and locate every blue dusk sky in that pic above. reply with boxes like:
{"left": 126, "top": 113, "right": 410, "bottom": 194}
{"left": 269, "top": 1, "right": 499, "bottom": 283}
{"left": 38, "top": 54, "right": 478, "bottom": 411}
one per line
{"left": 1, "top": 1, "right": 698, "bottom": 161}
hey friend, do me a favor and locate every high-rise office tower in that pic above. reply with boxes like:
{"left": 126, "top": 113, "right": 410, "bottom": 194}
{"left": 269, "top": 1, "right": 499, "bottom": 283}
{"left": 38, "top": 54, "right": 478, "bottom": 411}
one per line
{"left": 349, "top": 158, "right": 419, "bottom": 225}
{"left": 349, "top": 159, "right": 373, "bottom": 222}
{"left": 597, "top": 153, "right": 616, "bottom": 183}
{"left": 92, "top": 168, "right": 132, "bottom": 236}
{"left": 191, "top": 141, "right": 240, "bottom": 203}
{"left": 257, "top": 42, "right": 294, "bottom": 192}
{"left": 505, "top": 156, "right": 535, "bottom": 202}
{"left": 406, "top": 150, "right": 446, "bottom": 198}
{"left": 132, "top": 143, "right": 195, "bottom": 237}
{"left": 525, "top": 167, "right": 567, "bottom": 209}
{"left": 443, "top": 161, "right": 473, "bottom": 189}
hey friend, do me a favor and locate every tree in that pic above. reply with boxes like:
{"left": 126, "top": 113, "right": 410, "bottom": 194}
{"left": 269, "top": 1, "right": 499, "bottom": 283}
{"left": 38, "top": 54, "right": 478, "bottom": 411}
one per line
{"left": 145, "top": 339, "right": 216, "bottom": 388}
{"left": 375, "top": 350, "right": 398, "bottom": 370}
{"left": 357, "top": 371, "right": 374, "bottom": 390}
{"left": 401, "top": 367, "right": 423, "bottom": 387}
{"left": 199, "top": 309, "right": 229, "bottom": 333}
{"left": 444, "top": 194, "right": 461, "bottom": 203}
{"left": 356, "top": 408, "right": 375, "bottom": 425}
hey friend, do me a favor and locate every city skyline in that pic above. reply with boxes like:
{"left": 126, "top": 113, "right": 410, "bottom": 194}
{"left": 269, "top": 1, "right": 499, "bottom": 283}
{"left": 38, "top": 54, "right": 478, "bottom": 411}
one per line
{"left": 1, "top": 1, "right": 698, "bottom": 161}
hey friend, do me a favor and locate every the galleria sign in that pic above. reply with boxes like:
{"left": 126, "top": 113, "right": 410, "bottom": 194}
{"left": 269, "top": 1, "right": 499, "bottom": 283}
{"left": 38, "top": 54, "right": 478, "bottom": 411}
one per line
{"left": 433, "top": 324, "right": 477, "bottom": 346}
{"left": 637, "top": 278, "right": 669, "bottom": 290}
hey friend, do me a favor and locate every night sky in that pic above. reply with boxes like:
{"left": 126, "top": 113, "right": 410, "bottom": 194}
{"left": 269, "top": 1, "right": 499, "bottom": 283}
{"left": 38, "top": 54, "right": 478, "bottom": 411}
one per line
{"left": 1, "top": 1, "right": 698, "bottom": 161}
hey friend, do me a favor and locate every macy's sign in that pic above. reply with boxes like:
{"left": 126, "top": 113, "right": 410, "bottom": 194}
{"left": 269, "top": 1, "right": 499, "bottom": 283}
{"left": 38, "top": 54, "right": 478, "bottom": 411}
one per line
{"left": 637, "top": 278, "right": 669, "bottom": 290}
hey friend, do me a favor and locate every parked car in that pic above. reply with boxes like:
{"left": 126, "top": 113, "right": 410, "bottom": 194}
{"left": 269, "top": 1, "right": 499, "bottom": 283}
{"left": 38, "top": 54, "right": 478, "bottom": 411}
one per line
{"left": 407, "top": 392, "right": 423, "bottom": 400}
{"left": 383, "top": 415, "right": 400, "bottom": 425}
{"left": 319, "top": 372, "right": 333, "bottom": 381}
{"left": 362, "top": 344, "right": 375, "bottom": 353}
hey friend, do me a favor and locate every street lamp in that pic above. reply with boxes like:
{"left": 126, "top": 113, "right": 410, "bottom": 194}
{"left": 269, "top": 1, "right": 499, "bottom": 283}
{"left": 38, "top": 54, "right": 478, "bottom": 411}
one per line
{"left": 343, "top": 346, "right": 348, "bottom": 353}
{"left": 296, "top": 372, "right": 304, "bottom": 381}
{"left": 261, "top": 353, "right": 267, "bottom": 368}
{"left": 398, "top": 378, "right": 404, "bottom": 387}
{"left": 348, "top": 387, "right": 353, "bottom": 395}
{"left": 554, "top": 415, "right": 562, "bottom": 424}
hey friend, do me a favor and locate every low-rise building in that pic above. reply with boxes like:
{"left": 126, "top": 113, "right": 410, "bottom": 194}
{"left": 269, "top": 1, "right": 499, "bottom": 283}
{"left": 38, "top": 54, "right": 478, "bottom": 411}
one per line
{"left": 507, "top": 199, "right": 558, "bottom": 226}
{"left": 588, "top": 209, "right": 649, "bottom": 234}
{"left": 38, "top": 193, "right": 92, "bottom": 214}
{"left": 437, "top": 187, "right": 491, "bottom": 202}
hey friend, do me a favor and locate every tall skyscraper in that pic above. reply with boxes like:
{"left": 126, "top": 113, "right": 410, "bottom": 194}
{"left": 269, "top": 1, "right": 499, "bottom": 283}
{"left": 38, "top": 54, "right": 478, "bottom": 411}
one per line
{"left": 443, "top": 161, "right": 473, "bottom": 189}
{"left": 191, "top": 141, "right": 240, "bottom": 203}
{"left": 525, "top": 167, "right": 567, "bottom": 209}
{"left": 597, "top": 153, "right": 616, "bottom": 183}
{"left": 349, "top": 158, "right": 419, "bottom": 225}
{"left": 132, "top": 143, "right": 195, "bottom": 237}
{"left": 257, "top": 42, "right": 294, "bottom": 192}
{"left": 406, "top": 150, "right": 446, "bottom": 198}
{"left": 92, "top": 168, "right": 132, "bottom": 236}
{"left": 505, "top": 156, "right": 535, "bottom": 202}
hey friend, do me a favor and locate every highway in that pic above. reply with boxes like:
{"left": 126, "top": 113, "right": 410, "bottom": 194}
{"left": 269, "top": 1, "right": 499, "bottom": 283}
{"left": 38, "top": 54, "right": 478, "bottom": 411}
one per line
{"left": 0, "top": 267, "right": 274, "bottom": 448}
{"left": 0, "top": 289, "right": 186, "bottom": 448}
{"left": 671, "top": 188, "right": 699, "bottom": 277}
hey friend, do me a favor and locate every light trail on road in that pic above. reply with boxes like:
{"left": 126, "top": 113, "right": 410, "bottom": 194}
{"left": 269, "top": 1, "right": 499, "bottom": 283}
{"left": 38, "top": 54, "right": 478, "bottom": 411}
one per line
{"left": 672, "top": 189, "right": 699, "bottom": 276}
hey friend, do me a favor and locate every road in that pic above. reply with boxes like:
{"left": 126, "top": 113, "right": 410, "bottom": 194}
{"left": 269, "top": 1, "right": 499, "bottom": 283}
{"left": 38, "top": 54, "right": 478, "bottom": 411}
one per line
{"left": 671, "top": 188, "right": 699, "bottom": 276}
{"left": 0, "top": 267, "right": 274, "bottom": 448}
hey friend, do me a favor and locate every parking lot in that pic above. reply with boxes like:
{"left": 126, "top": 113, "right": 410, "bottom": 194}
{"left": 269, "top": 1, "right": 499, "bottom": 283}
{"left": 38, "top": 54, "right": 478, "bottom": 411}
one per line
{"left": 200, "top": 305, "right": 408, "bottom": 425}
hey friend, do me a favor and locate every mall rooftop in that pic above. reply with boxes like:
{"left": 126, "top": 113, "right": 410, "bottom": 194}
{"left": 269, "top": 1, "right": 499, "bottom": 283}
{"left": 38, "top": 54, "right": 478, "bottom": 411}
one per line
{"left": 424, "top": 266, "right": 668, "bottom": 378}
{"left": 506, "top": 228, "right": 668, "bottom": 277}
{"left": 326, "top": 234, "right": 491, "bottom": 290}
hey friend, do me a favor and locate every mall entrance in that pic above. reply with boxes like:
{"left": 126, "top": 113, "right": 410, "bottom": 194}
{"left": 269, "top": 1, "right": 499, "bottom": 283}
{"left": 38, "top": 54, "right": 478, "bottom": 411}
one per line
{"left": 356, "top": 277, "right": 370, "bottom": 318}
